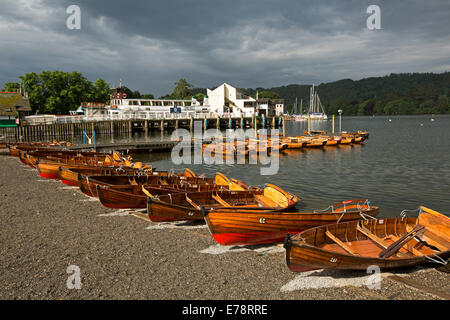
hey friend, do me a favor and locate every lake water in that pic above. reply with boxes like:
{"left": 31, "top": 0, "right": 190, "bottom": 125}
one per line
{"left": 100, "top": 114, "right": 450, "bottom": 218}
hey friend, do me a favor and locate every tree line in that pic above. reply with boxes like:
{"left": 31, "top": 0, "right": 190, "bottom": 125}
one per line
{"left": 237, "top": 72, "right": 450, "bottom": 115}
{"left": 3, "top": 71, "right": 449, "bottom": 115}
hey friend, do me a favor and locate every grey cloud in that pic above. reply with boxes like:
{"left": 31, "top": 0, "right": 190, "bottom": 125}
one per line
{"left": 0, "top": 0, "right": 449, "bottom": 97}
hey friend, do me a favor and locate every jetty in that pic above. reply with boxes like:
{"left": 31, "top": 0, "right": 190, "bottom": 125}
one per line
{"left": 0, "top": 115, "right": 283, "bottom": 143}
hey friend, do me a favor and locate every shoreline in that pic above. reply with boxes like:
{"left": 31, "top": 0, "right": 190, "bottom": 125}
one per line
{"left": 0, "top": 151, "right": 448, "bottom": 300}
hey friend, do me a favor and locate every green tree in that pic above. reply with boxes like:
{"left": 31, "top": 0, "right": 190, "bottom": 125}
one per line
{"left": 2, "top": 82, "right": 20, "bottom": 92}
{"left": 193, "top": 93, "right": 205, "bottom": 103}
{"left": 436, "top": 95, "right": 449, "bottom": 114}
{"left": 20, "top": 70, "right": 96, "bottom": 114}
{"left": 90, "top": 78, "right": 111, "bottom": 103}
{"left": 171, "top": 78, "right": 194, "bottom": 99}
{"left": 141, "top": 94, "right": 155, "bottom": 99}
{"left": 257, "top": 90, "right": 280, "bottom": 99}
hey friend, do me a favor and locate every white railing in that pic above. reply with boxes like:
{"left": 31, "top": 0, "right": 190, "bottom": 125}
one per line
{"left": 24, "top": 112, "right": 257, "bottom": 125}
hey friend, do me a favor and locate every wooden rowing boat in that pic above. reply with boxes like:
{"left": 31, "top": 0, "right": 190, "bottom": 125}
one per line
{"left": 203, "top": 199, "right": 379, "bottom": 245}
{"left": 57, "top": 166, "right": 151, "bottom": 186}
{"left": 284, "top": 206, "right": 449, "bottom": 272}
{"left": 23, "top": 150, "right": 114, "bottom": 168}
{"left": 146, "top": 185, "right": 300, "bottom": 222}
{"left": 278, "top": 136, "right": 328, "bottom": 149}
{"left": 35, "top": 151, "right": 133, "bottom": 179}
{"left": 9, "top": 141, "right": 72, "bottom": 157}
{"left": 97, "top": 183, "right": 231, "bottom": 209}
{"left": 78, "top": 169, "right": 199, "bottom": 197}
{"left": 93, "top": 171, "right": 252, "bottom": 207}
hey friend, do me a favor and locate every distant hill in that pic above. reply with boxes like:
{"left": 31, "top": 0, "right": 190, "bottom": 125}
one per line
{"left": 194, "top": 72, "right": 450, "bottom": 115}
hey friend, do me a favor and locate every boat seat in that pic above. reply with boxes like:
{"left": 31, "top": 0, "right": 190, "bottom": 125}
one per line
{"left": 357, "top": 223, "right": 409, "bottom": 258}
{"left": 254, "top": 195, "right": 278, "bottom": 208}
{"left": 407, "top": 224, "right": 450, "bottom": 252}
{"left": 325, "top": 228, "right": 359, "bottom": 256}
{"left": 378, "top": 225, "right": 425, "bottom": 258}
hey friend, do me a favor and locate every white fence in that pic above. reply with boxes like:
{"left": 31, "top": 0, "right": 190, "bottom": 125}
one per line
{"left": 24, "top": 112, "right": 256, "bottom": 126}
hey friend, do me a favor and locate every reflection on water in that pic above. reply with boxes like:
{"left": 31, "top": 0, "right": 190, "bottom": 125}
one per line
{"left": 94, "top": 115, "right": 450, "bottom": 217}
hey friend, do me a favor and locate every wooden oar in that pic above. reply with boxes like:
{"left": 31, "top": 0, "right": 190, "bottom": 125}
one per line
{"left": 141, "top": 185, "right": 154, "bottom": 198}
{"left": 212, "top": 194, "right": 231, "bottom": 207}
{"left": 185, "top": 195, "right": 201, "bottom": 210}
{"left": 378, "top": 225, "right": 425, "bottom": 258}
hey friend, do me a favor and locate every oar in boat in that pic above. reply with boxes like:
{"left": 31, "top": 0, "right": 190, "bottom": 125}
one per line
{"left": 378, "top": 224, "right": 426, "bottom": 258}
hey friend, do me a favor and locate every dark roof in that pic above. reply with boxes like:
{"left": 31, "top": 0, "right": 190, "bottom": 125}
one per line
{"left": 0, "top": 93, "right": 32, "bottom": 116}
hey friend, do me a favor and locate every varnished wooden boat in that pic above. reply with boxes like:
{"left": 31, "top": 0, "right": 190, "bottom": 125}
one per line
{"left": 146, "top": 185, "right": 300, "bottom": 222}
{"left": 97, "top": 182, "right": 231, "bottom": 209}
{"left": 202, "top": 142, "right": 250, "bottom": 157}
{"left": 204, "top": 199, "right": 379, "bottom": 245}
{"left": 342, "top": 130, "right": 369, "bottom": 139}
{"left": 304, "top": 130, "right": 368, "bottom": 145}
{"left": 279, "top": 136, "right": 328, "bottom": 149}
{"left": 202, "top": 139, "right": 286, "bottom": 158}
{"left": 36, "top": 158, "right": 129, "bottom": 180}
{"left": 9, "top": 141, "right": 71, "bottom": 157}
{"left": 35, "top": 150, "right": 133, "bottom": 179}
{"left": 92, "top": 172, "right": 250, "bottom": 206}
{"left": 339, "top": 137, "right": 354, "bottom": 144}
{"left": 214, "top": 172, "right": 258, "bottom": 191}
{"left": 78, "top": 169, "right": 199, "bottom": 197}
{"left": 285, "top": 206, "right": 450, "bottom": 272}
{"left": 23, "top": 150, "right": 114, "bottom": 168}
{"left": 10, "top": 145, "right": 60, "bottom": 157}
{"left": 57, "top": 166, "right": 150, "bottom": 186}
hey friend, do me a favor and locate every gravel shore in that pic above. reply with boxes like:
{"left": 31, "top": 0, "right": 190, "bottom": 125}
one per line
{"left": 0, "top": 150, "right": 448, "bottom": 300}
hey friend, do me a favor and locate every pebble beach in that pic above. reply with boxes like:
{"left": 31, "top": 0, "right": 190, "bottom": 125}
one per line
{"left": 0, "top": 149, "right": 449, "bottom": 300}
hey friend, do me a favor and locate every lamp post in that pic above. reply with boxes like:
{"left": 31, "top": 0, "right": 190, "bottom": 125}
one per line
{"left": 338, "top": 109, "right": 343, "bottom": 133}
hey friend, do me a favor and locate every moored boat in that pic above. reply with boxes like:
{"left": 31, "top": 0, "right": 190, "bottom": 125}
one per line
{"left": 284, "top": 206, "right": 450, "bottom": 272}
{"left": 147, "top": 185, "right": 300, "bottom": 222}
{"left": 78, "top": 169, "right": 199, "bottom": 197}
{"left": 203, "top": 199, "right": 379, "bottom": 245}
{"left": 57, "top": 166, "right": 151, "bottom": 186}
{"left": 97, "top": 182, "right": 231, "bottom": 209}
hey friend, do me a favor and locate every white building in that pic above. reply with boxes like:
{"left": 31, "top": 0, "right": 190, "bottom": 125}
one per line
{"left": 204, "top": 83, "right": 257, "bottom": 117}
{"left": 256, "top": 98, "right": 284, "bottom": 117}
{"left": 82, "top": 87, "right": 211, "bottom": 121}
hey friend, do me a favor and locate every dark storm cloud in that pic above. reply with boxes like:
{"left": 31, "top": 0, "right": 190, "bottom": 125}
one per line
{"left": 1, "top": 0, "right": 449, "bottom": 96}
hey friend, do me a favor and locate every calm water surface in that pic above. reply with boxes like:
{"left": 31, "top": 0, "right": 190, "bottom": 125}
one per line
{"left": 96, "top": 115, "right": 450, "bottom": 217}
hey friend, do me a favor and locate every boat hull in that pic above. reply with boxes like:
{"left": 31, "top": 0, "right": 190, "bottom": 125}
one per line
{"left": 285, "top": 210, "right": 450, "bottom": 272}
{"left": 205, "top": 207, "right": 379, "bottom": 245}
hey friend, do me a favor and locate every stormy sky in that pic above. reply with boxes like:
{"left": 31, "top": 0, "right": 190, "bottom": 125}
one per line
{"left": 1, "top": 0, "right": 449, "bottom": 96}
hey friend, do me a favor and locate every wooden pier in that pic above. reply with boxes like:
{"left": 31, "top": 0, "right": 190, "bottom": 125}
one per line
{"left": 68, "top": 141, "right": 177, "bottom": 153}
{"left": 0, "top": 116, "right": 283, "bottom": 143}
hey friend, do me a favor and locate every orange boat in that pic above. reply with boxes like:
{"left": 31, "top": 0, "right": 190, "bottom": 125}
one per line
{"left": 36, "top": 155, "right": 130, "bottom": 180}
{"left": 285, "top": 206, "right": 449, "bottom": 272}
{"left": 204, "top": 199, "right": 379, "bottom": 245}
{"left": 146, "top": 184, "right": 300, "bottom": 222}
{"left": 57, "top": 166, "right": 152, "bottom": 186}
